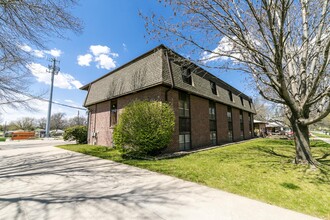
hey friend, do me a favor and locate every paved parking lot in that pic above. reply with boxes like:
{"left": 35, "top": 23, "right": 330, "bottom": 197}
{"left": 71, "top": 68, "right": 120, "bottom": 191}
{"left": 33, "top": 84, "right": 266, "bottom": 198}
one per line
{"left": 0, "top": 143, "right": 320, "bottom": 220}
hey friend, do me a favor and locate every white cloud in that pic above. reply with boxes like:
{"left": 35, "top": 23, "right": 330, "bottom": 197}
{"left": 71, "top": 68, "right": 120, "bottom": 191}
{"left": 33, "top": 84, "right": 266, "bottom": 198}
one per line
{"left": 45, "top": 49, "right": 62, "bottom": 57}
{"left": 27, "top": 62, "right": 83, "bottom": 89}
{"left": 77, "top": 54, "right": 93, "bottom": 66}
{"left": 19, "top": 44, "right": 62, "bottom": 58}
{"left": 65, "top": 99, "right": 74, "bottom": 103}
{"left": 90, "top": 45, "right": 110, "bottom": 56}
{"left": 94, "top": 54, "right": 116, "bottom": 70}
{"left": 33, "top": 50, "right": 45, "bottom": 58}
{"left": 77, "top": 44, "right": 119, "bottom": 70}
{"left": 20, "top": 44, "right": 32, "bottom": 52}
{"left": 201, "top": 36, "right": 239, "bottom": 63}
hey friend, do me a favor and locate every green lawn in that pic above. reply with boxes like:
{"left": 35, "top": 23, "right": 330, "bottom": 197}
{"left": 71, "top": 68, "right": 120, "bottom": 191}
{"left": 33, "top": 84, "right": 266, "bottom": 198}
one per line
{"left": 312, "top": 132, "right": 330, "bottom": 138}
{"left": 58, "top": 139, "right": 330, "bottom": 219}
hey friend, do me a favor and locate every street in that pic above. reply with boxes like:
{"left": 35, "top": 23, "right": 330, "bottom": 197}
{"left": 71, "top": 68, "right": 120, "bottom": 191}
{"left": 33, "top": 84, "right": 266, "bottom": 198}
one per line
{"left": 0, "top": 139, "right": 73, "bottom": 150}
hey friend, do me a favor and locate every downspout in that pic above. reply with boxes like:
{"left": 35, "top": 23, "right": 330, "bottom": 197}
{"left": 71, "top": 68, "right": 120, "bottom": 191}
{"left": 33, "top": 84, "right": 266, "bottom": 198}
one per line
{"left": 93, "top": 104, "right": 97, "bottom": 145}
{"left": 86, "top": 108, "right": 90, "bottom": 144}
{"left": 165, "top": 50, "right": 175, "bottom": 101}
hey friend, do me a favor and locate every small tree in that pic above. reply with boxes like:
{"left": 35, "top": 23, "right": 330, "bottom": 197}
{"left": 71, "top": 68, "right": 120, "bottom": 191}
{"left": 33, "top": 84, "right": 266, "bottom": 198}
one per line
{"left": 63, "top": 126, "right": 87, "bottom": 144}
{"left": 113, "top": 101, "right": 175, "bottom": 156}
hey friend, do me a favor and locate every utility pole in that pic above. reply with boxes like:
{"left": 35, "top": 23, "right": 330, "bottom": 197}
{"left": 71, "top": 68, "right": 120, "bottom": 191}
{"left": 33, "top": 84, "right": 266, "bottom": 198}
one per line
{"left": 77, "top": 110, "right": 80, "bottom": 125}
{"left": 45, "top": 58, "right": 60, "bottom": 138}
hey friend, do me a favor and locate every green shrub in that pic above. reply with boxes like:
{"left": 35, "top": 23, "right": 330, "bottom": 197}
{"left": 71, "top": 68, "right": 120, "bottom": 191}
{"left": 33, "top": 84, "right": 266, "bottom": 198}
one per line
{"left": 63, "top": 126, "right": 87, "bottom": 144}
{"left": 0, "top": 137, "right": 6, "bottom": 142}
{"left": 113, "top": 100, "right": 175, "bottom": 157}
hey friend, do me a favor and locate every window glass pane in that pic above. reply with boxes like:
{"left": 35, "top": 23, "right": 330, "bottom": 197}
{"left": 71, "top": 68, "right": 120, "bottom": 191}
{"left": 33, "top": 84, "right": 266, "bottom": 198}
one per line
{"left": 185, "top": 134, "right": 190, "bottom": 142}
{"left": 210, "top": 120, "right": 217, "bottom": 131}
{"left": 185, "top": 109, "right": 190, "bottom": 117}
{"left": 228, "top": 131, "right": 233, "bottom": 141}
{"left": 179, "top": 134, "right": 185, "bottom": 143}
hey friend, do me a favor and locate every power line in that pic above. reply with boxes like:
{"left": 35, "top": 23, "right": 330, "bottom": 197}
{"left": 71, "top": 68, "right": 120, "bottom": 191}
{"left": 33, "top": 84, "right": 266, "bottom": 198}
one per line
{"left": 0, "top": 80, "right": 86, "bottom": 111}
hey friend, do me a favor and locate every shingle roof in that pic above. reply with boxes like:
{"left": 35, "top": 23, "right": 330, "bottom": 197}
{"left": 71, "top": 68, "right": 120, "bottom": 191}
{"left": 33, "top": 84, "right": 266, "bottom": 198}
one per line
{"left": 81, "top": 45, "right": 256, "bottom": 113}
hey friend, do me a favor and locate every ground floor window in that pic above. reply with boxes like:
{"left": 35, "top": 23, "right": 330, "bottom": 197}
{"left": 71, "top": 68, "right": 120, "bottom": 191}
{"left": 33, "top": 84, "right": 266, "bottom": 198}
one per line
{"left": 179, "top": 133, "right": 191, "bottom": 150}
{"left": 228, "top": 130, "right": 233, "bottom": 141}
{"left": 210, "top": 131, "right": 216, "bottom": 145}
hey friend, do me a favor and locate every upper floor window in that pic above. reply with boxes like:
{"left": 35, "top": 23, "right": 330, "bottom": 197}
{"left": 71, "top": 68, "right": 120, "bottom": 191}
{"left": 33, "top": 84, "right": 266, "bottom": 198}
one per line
{"left": 210, "top": 81, "right": 217, "bottom": 95}
{"left": 249, "top": 100, "right": 252, "bottom": 108}
{"left": 179, "top": 92, "right": 190, "bottom": 117}
{"left": 228, "top": 90, "right": 233, "bottom": 102}
{"left": 110, "top": 100, "right": 117, "bottom": 126}
{"left": 240, "top": 97, "right": 244, "bottom": 106}
{"left": 209, "top": 101, "right": 216, "bottom": 120}
{"left": 182, "top": 68, "right": 192, "bottom": 85}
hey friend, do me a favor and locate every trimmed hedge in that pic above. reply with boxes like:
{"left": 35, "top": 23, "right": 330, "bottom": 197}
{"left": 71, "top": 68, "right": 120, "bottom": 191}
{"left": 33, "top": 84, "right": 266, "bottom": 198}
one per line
{"left": 0, "top": 137, "right": 6, "bottom": 142}
{"left": 63, "top": 126, "right": 87, "bottom": 144}
{"left": 113, "top": 101, "right": 175, "bottom": 156}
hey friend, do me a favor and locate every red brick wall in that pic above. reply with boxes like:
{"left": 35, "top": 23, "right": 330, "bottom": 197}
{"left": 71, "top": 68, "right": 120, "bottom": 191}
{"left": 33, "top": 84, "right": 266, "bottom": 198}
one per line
{"left": 216, "top": 103, "right": 228, "bottom": 143}
{"left": 164, "top": 89, "right": 180, "bottom": 152}
{"left": 89, "top": 86, "right": 165, "bottom": 147}
{"left": 232, "top": 108, "right": 242, "bottom": 141}
{"left": 190, "top": 95, "right": 210, "bottom": 149}
{"left": 94, "top": 101, "right": 112, "bottom": 146}
{"left": 243, "top": 111, "right": 251, "bottom": 139}
{"left": 88, "top": 85, "right": 255, "bottom": 150}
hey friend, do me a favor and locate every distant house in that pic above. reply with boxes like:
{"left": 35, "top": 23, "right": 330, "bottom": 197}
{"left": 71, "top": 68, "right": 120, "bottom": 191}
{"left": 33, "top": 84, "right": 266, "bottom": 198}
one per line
{"left": 81, "top": 45, "right": 256, "bottom": 152}
{"left": 253, "top": 120, "right": 267, "bottom": 136}
{"left": 254, "top": 120, "right": 290, "bottom": 136}
{"left": 266, "top": 122, "right": 289, "bottom": 134}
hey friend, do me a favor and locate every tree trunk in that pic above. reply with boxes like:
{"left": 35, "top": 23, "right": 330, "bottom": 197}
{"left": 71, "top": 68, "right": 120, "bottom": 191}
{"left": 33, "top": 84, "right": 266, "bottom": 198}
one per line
{"left": 290, "top": 118, "right": 317, "bottom": 166}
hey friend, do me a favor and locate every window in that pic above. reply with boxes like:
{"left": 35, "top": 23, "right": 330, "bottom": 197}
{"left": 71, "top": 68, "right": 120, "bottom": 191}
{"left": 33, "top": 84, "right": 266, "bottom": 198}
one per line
{"left": 110, "top": 100, "right": 117, "bottom": 126}
{"left": 240, "top": 110, "right": 244, "bottom": 139}
{"left": 209, "top": 101, "right": 217, "bottom": 145}
{"left": 228, "top": 90, "right": 233, "bottom": 102}
{"left": 179, "top": 92, "right": 190, "bottom": 117}
{"left": 179, "top": 134, "right": 191, "bottom": 150}
{"left": 227, "top": 106, "right": 233, "bottom": 141}
{"left": 179, "top": 92, "right": 191, "bottom": 150}
{"left": 182, "top": 68, "right": 192, "bottom": 85}
{"left": 249, "top": 100, "right": 252, "bottom": 108}
{"left": 210, "top": 131, "right": 217, "bottom": 145}
{"left": 209, "top": 101, "right": 216, "bottom": 120}
{"left": 210, "top": 81, "right": 217, "bottom": 95}
{"left": 240, "top": 97, "right": 244, "bottom": 106}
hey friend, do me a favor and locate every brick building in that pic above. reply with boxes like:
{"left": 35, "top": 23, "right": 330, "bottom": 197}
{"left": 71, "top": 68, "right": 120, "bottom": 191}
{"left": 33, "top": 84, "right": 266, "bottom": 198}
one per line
{"left": 81, "top": 45, "right": 256, "bottom": 152}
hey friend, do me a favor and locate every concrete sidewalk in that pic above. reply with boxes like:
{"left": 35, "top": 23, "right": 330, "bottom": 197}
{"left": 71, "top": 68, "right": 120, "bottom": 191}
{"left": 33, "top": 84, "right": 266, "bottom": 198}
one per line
{"left": 0, "top": 146, "right": 320, "bottom": 220}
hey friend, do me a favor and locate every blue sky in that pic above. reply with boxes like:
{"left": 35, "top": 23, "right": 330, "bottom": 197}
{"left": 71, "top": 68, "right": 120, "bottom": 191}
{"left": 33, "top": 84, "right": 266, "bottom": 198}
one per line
{"left": 2, "top": 0, "right": 250, "bottom": 123}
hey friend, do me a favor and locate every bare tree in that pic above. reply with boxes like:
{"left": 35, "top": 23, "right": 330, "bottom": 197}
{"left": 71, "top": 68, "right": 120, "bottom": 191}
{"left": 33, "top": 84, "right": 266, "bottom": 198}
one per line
{"left": 0, "top": 0, "right": 82, "bottom": 109}
{"left": 50, "top": 112, "right": 67, "bottom": 130}
{"left": 12, "top": 117, "right": 36, "bottom": 131}
{"left": 37, "top": 117, "right": 47, "bottom": 130}
{"left": 68, "top": 115, "right": 87, "bottom": 127}
{"left": 143, "top": 0, "right": 330, "bottom": 166}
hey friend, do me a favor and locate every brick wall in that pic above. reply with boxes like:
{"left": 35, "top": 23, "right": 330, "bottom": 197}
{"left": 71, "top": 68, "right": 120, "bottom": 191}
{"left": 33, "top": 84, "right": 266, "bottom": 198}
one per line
{"left": 232, "top": 108, "right": 242, "bottom": 141}
{"left": 94, "top": 101, "right": 111, "bottom": 146}
{"left": 243, "top": 111, "right": 251, "bottom": 139}
{"left": 216, "top": 103, "right": 229, "bottom": 143}
{"left": 88, "top": 85, "right": 255, "bottom": 151}
{"left": 190, "top": 95, "right": 210, "bottom": 149}
{"left": 164, "top": 89, "right": 179, "bottom": 152}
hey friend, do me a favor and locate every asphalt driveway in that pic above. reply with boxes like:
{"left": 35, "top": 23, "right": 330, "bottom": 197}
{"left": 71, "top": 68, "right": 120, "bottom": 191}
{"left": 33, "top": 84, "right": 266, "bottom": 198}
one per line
{"left": 0, "top": 144, "right": 320, "bottom": 220}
